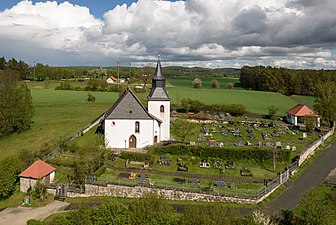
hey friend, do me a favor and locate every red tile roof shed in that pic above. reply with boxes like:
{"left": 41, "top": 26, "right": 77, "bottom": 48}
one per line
{"left": 287, "top": 104, "right": 319, "bottom": 117}
{"left": 19, "top": 160, "right": 56, "bottom": 179}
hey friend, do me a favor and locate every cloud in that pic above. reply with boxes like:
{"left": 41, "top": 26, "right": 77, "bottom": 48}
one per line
{"left": 0, "top": 0, "right": 335, "bottom": 68}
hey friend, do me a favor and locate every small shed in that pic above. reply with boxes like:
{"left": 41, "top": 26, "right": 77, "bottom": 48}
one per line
{"left": 19, "top": 160, "right": 56, "bottom": 193}
{"left": 286, "top": 104, "right": 320, "bottom": 127}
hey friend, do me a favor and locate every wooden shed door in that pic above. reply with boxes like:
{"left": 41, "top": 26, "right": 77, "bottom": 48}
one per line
{"left": 129, "top": 135, "right": 137, "bottom": 148}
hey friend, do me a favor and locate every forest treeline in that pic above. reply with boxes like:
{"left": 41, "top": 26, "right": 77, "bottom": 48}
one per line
{"left": 240, "top": 66, "right": 336, "bottom": 96}
{"left": 0, "top": 56, "right": 240, "bottom": 81}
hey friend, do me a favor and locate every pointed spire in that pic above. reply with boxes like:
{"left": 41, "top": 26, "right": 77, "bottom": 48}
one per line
{"left": 147, "top": 55, "right": 169, "bottom": 101}
{"left": 153, "top": 54, "right": 164, "bottom": 80}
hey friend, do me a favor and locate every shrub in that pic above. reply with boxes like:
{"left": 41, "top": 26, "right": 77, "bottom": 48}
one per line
{"left": 227, "top": 82, "right": 234, "bottom": 89}
{"left": 55, "top": 81, "right": 73, "bottom": 90}
{"left": 192, "top": 78, "right": 202, "bottom": 88}
{"left": 211, "top": 79, "right": 219, "bottom": 88}
{"left": 120, "top": 152, "right": 154, "bottom": 163}
{"left": 27, "top": 219, "right": 43, "bottom": 225}
{"left": 87, "top": 92, "right": 96, "bottom": 102}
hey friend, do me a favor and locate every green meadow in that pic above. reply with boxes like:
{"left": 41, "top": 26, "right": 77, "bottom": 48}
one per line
{"left": 0, "top": 78, "right": 314, "bottom": 160}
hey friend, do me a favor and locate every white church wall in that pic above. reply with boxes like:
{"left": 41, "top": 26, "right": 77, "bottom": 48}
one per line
{"left": 148, "top": 101, "right": 170, "bottom": 141}
{"left": 105, "top": 119, "right": 159, "bottom": 148}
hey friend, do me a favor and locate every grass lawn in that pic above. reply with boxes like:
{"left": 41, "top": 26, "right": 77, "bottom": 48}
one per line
{"left": 98, "top": 168, "right": 264, "bottom": 198}
{"left": 0, "top": 86, "right": 119, "bottom": 160}
{"left": 167, "top": 76, "right": 242, "bottom": 90}
{"left": 168, "top": 86, "right": 298, "bottom": 115}
{"left": 0, "top": 78, "right": 301, "bottom": 160}
{"left": 291, "top": 95, "right": 316, "bottom": 107}
{"left": 0, "top": 185, "right": 54, "bottom": 208}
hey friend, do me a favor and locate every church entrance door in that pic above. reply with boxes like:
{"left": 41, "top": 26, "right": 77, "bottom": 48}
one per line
{"left": 129, "top": 135, "right": 137, "bottom": 148}
{"left": 154, "top": 136, "right": 158, "bottom": 143}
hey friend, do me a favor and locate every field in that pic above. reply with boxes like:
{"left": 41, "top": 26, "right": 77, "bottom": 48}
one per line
{"left": 0, "top": 78, "right": 315, "bottom": 160}
{"left": 166, "top": 77, "right": 300, "bottom": 115}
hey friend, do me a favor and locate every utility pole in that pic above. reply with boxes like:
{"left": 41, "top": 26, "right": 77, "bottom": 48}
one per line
{"left": 33, "top": 61, "right": 36, "bottom": 81}
{"left": 116, "top": 60, "right": 120, "bottom": 90}
{"left": 128, "top": 62, "right": 132, "bottom": 87}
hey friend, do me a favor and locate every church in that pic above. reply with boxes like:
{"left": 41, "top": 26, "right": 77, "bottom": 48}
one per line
{"left": 102, "top": 57, "right": 170, "bottom": 149}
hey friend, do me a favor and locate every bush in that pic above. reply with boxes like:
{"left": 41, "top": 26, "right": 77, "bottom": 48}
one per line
{"left": 55, "top": 81, "right": 73, "bottom": 90}
{"left": 192, "top": 78, "right": 202, "bottom": 88}
{"left": 227, "top": 82, "right": 234, "bottom": 89}
{"left": 120, "top": 152, "right": 154, "bottom": 163}
{"left": 87, "top": 92, "right": 96, "bottom": 102}
{"left": 27, "top": 219, "right": 43, "bottom": 225}
{"left": 211, "top": 79, "right": 219, "bottom": 88}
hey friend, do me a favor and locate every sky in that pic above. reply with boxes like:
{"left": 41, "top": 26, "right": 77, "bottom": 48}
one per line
{"left": 0, "top": 0, "right": 335, "bottom": 69}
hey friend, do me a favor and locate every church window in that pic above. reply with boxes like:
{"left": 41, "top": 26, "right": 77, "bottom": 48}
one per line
{"left": 160, "top": 105, "right": 164, "bottom": 113}
{"left": 135, "top": 121, "right": 140, "bottom": 133}
{"left": 112, "top": 121, "right": 115, "bottom": 126}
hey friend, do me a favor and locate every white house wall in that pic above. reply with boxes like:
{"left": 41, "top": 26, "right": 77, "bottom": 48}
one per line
{"left": 148, "top": 101, "right": 170, "bottom": 141}
{"left": 286, "top": 113, "right": 297, "bottom": 125}
{"left": 105, "top": 119, "right": 160, "bottom": 148}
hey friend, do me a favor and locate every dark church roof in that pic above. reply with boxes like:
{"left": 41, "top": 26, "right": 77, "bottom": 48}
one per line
{"left": 147, "top": 57, "right": 169, "bottom": 101}
{"left": 104, "top": 88, "right": 162, "bottom": 122}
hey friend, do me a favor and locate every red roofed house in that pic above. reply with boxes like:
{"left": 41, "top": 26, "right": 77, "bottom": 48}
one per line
{"left": 286, "top": 104, "right": 320, "bottom": 127}
{"left": 19, "top": 160, "right": 56, "bottom": 193}
{"left": 106, "top": 76, "right": 117, "bottom": 84}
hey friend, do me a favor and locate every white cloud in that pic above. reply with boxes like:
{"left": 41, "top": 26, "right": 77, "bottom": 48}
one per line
{"left": 0, "top": 0, "right": 335, "bottom": 69}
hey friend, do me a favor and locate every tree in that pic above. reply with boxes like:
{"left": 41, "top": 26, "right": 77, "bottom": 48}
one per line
{"left": 87, "top": 92, "right": 96, "bottom": 102}
{"left": 0, "top": 156, "right": 22, "bottom": 200}
{"left": 304, "top": 116, "right": 316, "bottom": 133}
{"left": 129, "top": 193, "right": 175, "bottom": 225}
{"left": 227, "top": 82, "right": 234, "bottom": 89}
{"left": 0, "top": 70, "right": 34, "bottom": 137}
{"left": 192, "top": 78, "right": 202, "bottom": 88}
{"left": 137, "top": 66, "right": 153, "bottom": 89}
{"left": 314, "top": 82, "right": 336, "bottom": 127}
{"left": 172, "top": 118, "right": 194, "bottom": 142}
{"left": 180, "top": 204, "right": 242, "bottom": 225}
{"left": 32, "top": 179, "right": 47, "bottom": 200}
{"left": 211, "top": 79, "right": 219, "bottom": 88}
{"left": 0, "top": 57, "right": 5, "bottom": 69}
{"left": 268, "top": 105, "right": 278, "bottom": 119}
{"left": 181, "top": 98, "right": 205, "bottom": 113}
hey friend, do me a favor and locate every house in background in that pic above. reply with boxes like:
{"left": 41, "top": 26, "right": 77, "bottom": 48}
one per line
{"left": 19, "top": 160, "right": 56, "bottom": 193}
{"left": 102, "top": 57, "right": 170, "bottom": 149}
{"left": 286, "top": 104, "right": 320, "bottom": 127}
{"left": 106, "top": 76, "right": 117, "bottom": 84}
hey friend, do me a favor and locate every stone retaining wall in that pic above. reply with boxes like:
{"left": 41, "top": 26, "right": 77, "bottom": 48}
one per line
{"left": 49, "top": 183, "right": 279, "bottom": 204}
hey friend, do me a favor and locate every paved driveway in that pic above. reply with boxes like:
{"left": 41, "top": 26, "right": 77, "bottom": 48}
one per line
{"left": 269, "top": 140, "right": 336, "bottom": 211}
{"left": 0, "top": 200, "right": 69, "bottom": 225}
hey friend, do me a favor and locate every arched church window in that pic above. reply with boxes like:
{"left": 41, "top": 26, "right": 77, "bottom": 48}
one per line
{"left": 135, "top": 121, "right": 140, "bottom": 133}
{"left": 160, "top": 105, "right": 165, "bottom": 113}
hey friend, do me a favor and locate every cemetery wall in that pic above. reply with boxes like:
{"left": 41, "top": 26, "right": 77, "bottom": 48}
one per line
{"left": 299, "top": 128, "right": 334, "bottom": 166}
{"left": 51, "top": 184, "right": 271, "bottom": 204}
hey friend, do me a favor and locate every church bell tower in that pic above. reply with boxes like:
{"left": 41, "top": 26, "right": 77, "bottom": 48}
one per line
{"left": 147, "top": 56, "right": 170, "bottom": 141}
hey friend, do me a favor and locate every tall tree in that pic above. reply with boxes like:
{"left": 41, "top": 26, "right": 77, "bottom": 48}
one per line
{"left": 0, "top": 70, "right": 34, "bottom": 137}
{"left": 314, "top": 82, "right": 336, "bottom": 127}
{"left": 0, "top": 156, "right": 22, "bottom": 200}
